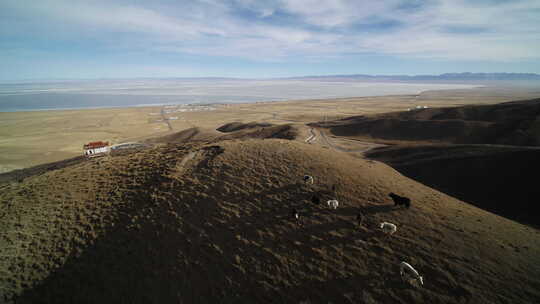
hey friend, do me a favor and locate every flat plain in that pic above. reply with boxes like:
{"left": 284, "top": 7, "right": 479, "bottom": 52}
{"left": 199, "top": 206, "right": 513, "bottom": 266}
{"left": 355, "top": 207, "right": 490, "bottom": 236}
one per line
{"left": 1, "top": 85, "right": 539, "bottom": 173}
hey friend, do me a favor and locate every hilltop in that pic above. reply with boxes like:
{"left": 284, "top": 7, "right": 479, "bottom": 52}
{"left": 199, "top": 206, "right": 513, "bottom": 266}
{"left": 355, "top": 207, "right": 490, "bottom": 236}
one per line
{"left": 1, "top": 136, "right": 539, "bottom": 303}
{"left": 144, "top": 123, "right": 301, "bottom": 144}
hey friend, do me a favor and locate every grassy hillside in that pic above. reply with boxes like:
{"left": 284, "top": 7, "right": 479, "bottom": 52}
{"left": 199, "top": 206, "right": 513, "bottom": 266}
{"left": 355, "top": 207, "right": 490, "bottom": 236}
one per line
{"left": 1, "top": 139, "right": 539, "bottom": 303}
{"left": 145, "top": 123, "right": 300, "bottom": 145}
{"left": 314, "top": 98, "right": 540, "bottom": 145}
{"left": 217, "top": 122, "right": 273, "bottom": 132}
{"left": 366, "top": 144, "right": 540, "bottom": 227}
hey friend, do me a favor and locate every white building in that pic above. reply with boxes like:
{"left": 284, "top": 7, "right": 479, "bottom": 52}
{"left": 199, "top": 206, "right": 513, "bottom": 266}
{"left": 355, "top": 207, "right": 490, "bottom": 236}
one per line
{"left": 84, "top": 141, "right": 110, "bottom": 157}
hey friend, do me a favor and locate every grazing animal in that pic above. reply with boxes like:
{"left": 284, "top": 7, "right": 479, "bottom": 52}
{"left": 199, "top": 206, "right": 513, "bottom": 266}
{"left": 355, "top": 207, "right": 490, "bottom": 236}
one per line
{"left": 292, "top": 208, "right": 299, "bottom": 220}
{"left": 389, "top": 192, "right": 411, "bottom": 208}
{"left": 292, "top": 209, "right": 301, "bottom": 226}
{"left": 399, "top": 261, "right": 424, "bottom": 286}
{"left": 379, "top": 222, "right": 397, "bottom": 236}
{"left": 311, "top": 195, "right": 321, "bottom": 205}
{"left": 303, "top": 175, "right": 314, "bottom": 185}
{"left": 356, "top": 212, "right": 364, "bottom": 226}
{"left": 327, "top": 200, "right": 339, "bottom": 209}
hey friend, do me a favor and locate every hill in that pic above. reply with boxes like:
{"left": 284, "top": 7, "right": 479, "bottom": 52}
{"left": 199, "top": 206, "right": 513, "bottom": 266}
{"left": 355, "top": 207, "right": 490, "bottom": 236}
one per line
{"left": 145, "top": 123, "right": 300, "bottom": 145}
{"left": 1, "top": 138, "right": 539, "bottom": 303}
{"left": 216, "top": 122, "right": 274, "bottom": 132}
{"left": 366, "top": 144, "right": 540, "bottom": 227}
{"left": 219, "top": 123, "right": 300, "bottom": 141}
{"left": 313, "top": 98, "right": 540, "bottom": 146}
{"left": 144, "top": 127, "right": 222, "bottom": 144}
{"left": 0, "top": 156, "right": 86, "bottom": 185}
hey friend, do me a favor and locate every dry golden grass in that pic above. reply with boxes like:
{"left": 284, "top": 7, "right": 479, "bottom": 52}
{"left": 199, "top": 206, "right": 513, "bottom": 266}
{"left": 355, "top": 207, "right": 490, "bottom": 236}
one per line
{"left": 2, "top": 87, "right": 540, "bottom": 303}
{"left": 1, "top": 139, "right": 539, "bottom": 303}
{"left": 2, "top": 86, "right": 537, "bottom": 173}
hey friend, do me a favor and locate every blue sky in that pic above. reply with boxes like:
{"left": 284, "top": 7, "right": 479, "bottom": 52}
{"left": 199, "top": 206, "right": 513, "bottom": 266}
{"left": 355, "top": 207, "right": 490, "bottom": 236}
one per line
{"left": 1, "top": 0, "right": 539, "bottom": 81}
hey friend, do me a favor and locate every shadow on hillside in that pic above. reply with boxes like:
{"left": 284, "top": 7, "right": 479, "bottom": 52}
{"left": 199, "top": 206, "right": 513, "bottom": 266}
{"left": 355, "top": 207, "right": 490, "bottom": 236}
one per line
{"left": 13, "top": 179, "right": 363, "bottom": 303}
{"left": 11, "top": 167, "right": 433, "bottom": 304}
{"left": 0, "top": 155, "right": 86, "bottom": 184}
{"left": 231, "top": 271, "right": 425, "bottom": 304}
{"left": 15, "top": 209, "right": 255, "bottom": 303}
{"left": 362, "top": 204, "right": 398, "bottom": 215}
{"left": 252, "top": 183, "right": 304, "bottom": 200}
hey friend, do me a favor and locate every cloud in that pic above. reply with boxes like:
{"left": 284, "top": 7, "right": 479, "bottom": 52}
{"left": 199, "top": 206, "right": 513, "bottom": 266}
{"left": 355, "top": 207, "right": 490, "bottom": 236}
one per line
{"left": 357, "top": 0, "right": 540, "bottom": 60}
{"left": 281, "top": 0, "right": 402, "bottom": 27}
{"left": 1, "top": 0, "right": 539, "bottom": 62}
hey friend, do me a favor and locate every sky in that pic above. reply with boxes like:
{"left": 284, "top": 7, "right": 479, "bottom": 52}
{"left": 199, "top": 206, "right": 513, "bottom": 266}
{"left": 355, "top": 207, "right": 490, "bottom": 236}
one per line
{"left": 1, "top": 0, "right": 539, "bottom": 81}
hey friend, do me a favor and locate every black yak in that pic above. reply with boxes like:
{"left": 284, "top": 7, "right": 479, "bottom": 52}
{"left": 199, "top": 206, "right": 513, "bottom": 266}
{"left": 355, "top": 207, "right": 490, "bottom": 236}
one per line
{"left": 389, "top": 192, "right": 411, "bottom": 208}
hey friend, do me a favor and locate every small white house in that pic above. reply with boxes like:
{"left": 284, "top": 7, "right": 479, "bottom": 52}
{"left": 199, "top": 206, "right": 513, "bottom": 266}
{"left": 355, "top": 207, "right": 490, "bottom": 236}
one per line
{"left": 83, "top": 141, "right": 110, "bottom": 157}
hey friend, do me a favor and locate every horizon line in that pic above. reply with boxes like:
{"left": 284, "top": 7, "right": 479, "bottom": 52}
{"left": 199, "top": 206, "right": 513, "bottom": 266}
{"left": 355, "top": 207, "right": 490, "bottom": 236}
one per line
{"left": 2, "top": 72, "right": 540, "bottom": 84}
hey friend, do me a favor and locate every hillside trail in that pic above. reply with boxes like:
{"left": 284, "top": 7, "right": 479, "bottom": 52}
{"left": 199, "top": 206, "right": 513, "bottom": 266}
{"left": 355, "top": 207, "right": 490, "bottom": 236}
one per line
{"left": 256, "top": 109, "right": 383, "bottom": 154}
{"left": 309, "top": 127, "right": 386, "bottom": 154}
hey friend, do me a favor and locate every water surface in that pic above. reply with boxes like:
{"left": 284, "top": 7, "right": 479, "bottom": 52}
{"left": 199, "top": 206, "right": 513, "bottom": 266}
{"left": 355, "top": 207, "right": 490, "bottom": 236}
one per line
{"left": 0, "top": 79, "right": 479, "bottom": 112}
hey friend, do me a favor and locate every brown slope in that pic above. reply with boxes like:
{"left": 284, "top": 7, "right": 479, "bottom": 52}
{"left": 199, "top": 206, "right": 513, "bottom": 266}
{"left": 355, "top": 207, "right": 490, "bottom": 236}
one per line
{"left": 1, "top": 140, "right": 539, "bottom": 303}
{"left": 144, "top": 127, "right": 221, "bottom": 144}
{"left": 0, "top": 123, "right": 300, "bottom": 186}
{"left": 0, "top": 155, "right": 86, "bottom": 185}
{"left": 220, "top": 124, "right": 300, "bottom": 141}
{"left": 366, "top": 144, "right": 540, "bottom": 227}
{"left": 314, "top": 98, "right": 540, "bottom": 145}
{"left": 147, "top": 123, "right": 301, "bottom": 145}
{"left": 217, "top": 121, "right": 273, "bottom": 132}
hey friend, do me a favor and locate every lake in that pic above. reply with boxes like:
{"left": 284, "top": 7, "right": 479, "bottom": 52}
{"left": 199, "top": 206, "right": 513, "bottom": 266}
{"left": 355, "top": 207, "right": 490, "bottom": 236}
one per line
{"left": 0, "top": 79, "right": 479, "bottom": 112}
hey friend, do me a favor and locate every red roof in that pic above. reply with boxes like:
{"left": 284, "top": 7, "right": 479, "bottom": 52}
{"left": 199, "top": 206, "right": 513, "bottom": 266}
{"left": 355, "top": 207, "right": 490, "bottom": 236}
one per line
{"left": 84, "top": 141, "right": 109, "bottom": 149}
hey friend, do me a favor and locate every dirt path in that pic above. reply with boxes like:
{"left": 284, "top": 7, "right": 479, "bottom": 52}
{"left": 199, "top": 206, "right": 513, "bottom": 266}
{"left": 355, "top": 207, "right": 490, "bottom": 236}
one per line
{"left": 178, "top": 151, "right": 199, "bottom": 169}
{"left": 161, "top": 106, "right": 173, "bottom": 131}
{"left": 305, "top": 128, "right": 316, "bottom": 143}
{"left": 315, "top": 128, "right": 386, "bottom": 153}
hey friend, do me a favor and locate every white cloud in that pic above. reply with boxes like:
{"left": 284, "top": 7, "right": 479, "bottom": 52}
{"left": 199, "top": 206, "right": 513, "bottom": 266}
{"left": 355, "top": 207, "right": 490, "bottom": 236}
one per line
{"left": 281, "top": 0, "right": 401, "bottom": 27}
{"left": 358, "top": 0, "right": 540, "bottom": 60}
{"left": 1, "top": 0, "right": 539, "bottom": 61}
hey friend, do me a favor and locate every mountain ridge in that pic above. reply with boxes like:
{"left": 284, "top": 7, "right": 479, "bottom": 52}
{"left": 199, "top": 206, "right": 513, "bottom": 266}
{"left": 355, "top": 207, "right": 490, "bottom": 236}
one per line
{"left": 3, "top": 72, "right": 540, "bottom": 85}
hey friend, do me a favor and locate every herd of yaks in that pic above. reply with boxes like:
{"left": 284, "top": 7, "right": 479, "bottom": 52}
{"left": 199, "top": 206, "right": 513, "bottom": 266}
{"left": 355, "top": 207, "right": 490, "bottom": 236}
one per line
{"left": 294, "top": 175, "right": 424, "bottom": 287}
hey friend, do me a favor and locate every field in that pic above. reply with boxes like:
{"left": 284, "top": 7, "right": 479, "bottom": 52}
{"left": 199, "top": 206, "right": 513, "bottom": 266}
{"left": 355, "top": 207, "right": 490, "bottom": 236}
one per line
{"left": 1, "top": 86, "right": 538, "bottom": 173}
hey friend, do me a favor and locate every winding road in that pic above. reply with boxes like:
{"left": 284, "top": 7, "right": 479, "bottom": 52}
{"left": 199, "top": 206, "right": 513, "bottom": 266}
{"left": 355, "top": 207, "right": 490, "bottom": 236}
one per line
{"left": 309, "top": 128, "right": 386, "bottom": 153}
{"left": 255, "top": 110, "right": 385, "bottom": 154}
{"left": 305, "top": 128, "right": 317, "bottom": 143}
{"left": 160, "top": 107, "right": 173, "bottom": 131}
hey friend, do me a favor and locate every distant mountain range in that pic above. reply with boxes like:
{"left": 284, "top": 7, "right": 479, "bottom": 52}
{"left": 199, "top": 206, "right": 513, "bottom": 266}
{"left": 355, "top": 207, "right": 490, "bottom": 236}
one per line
{"left": 4, "top": 73, "right": 540, "bottom": 85}
{"left": 156, "top": 73, "right": 540, "bottom": 81}
{"left": 287, "top": 72, "right": 540, "bottom": 82}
